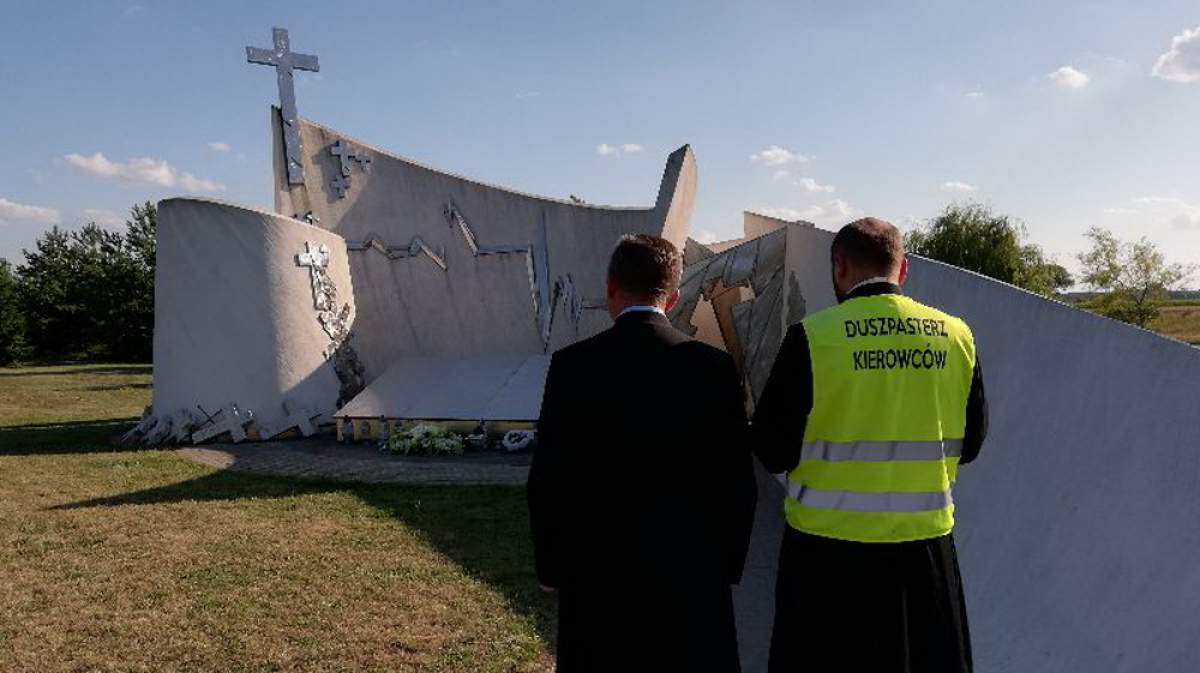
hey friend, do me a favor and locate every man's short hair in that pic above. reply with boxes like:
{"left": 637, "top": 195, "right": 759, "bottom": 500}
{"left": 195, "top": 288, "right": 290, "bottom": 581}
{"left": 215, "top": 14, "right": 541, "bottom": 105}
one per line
{"left": 831, "top": 218, "right": 904, "bottom": 275}
{"left": 607, "top": 234, "right": 682, "bottom": 303}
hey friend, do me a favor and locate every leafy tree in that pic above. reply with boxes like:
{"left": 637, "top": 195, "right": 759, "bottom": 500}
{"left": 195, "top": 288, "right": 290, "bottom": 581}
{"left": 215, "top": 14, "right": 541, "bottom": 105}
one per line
{"left": 1077, "top": 227, "right": 1193, "bottom": 328}
{"left": 0, "top": 259, "right": 26, "bottom": 365}
{"left": 17, "top": 202, "right": 157, "bottom": 362}
{"left": 106, "top": 202, "right": 156, "bottom": 361}
{"left": 17, "top": 226, "right": 78, "bottom": 358}
{"left": 906, "top": 203, "right": 1072, "bottom": 296}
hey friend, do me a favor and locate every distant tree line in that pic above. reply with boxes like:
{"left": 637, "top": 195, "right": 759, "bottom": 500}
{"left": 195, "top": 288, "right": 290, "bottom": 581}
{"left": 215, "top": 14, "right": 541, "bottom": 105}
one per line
{"left": 907, "top": 202, "right": 1194, "bottom": 328}
{"left": 0, "top": 203, "right": 156, "bottom": 365}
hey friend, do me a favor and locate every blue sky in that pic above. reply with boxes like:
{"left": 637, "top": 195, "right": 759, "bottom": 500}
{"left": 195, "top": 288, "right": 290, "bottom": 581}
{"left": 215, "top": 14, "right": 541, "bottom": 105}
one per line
{"left": 3, "top": 1, "right": 1200, "bottom": 280}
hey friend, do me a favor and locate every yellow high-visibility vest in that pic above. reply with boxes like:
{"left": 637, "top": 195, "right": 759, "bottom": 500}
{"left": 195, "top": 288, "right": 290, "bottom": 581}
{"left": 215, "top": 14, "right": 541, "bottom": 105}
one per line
{"left": 785, "top": 292, "right": 976, "bottom": 543}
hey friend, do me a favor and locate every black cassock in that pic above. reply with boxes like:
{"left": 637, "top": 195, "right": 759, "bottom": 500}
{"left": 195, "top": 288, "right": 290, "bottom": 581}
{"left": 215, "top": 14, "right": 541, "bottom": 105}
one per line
{"left": 528, "top": 310, "right": 758, "bottom": 673}
{"left": 752, "top": 281, "right": 989, "bottom": 673}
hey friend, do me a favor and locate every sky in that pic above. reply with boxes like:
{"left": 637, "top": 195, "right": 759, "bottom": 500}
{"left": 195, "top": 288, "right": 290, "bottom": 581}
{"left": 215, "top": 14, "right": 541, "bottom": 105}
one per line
{"left": 3, "top": 1, "right": 1200, "bottom": 282}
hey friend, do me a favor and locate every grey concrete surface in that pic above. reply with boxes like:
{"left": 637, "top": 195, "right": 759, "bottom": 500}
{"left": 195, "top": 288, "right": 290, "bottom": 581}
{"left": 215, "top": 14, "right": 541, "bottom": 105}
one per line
{"left": 733, "top": 466, "right": 786, "bottom": 673}
{"left": 270, "top": 112, "right": 698, "bottom": 387}
{"left": 334, "top": 354, "right": 550, "bottom": 422}
{"left": 150, "top": 198, "right": 355, "bottom": 436}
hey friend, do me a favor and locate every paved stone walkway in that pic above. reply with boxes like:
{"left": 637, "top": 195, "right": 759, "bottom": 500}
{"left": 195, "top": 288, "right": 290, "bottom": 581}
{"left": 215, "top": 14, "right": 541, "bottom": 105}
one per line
{"left": 177, "top": 438, "right": 531, "bottom": 485}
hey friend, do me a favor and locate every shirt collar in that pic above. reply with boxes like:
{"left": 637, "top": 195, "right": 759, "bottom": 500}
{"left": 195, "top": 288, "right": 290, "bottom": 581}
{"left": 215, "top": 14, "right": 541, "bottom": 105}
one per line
{"left": 618, "top": 305, "right": 667, "bottom": 317}
{"left": 847, "top": 276, "right": 894, "bottom": 295}
{"left": 845, "top": 278, "right": 904, "bottom": 301}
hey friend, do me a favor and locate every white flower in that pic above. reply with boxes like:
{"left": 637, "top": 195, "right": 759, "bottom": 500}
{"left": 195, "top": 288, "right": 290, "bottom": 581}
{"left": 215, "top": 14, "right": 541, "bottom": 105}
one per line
{"left": 502, "top": 430, "right": 536, "bottom": 452}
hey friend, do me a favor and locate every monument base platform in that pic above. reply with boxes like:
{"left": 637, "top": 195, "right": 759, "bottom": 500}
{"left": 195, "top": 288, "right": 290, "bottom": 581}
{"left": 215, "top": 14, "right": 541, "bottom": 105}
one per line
{"left": 333, "top": 354, "right": 550, "bottom": 441}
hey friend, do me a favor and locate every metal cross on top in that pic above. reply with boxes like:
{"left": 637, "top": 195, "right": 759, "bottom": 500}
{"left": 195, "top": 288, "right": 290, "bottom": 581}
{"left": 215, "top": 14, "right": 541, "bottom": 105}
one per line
{"left": 247, "top": 28, "right": 319, "bottom": 185}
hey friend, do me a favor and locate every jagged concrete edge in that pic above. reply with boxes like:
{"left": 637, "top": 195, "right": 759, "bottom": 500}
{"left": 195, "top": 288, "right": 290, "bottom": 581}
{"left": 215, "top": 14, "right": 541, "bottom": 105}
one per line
{"left": 274, "top": 107, "right": 693, "bottom": 212}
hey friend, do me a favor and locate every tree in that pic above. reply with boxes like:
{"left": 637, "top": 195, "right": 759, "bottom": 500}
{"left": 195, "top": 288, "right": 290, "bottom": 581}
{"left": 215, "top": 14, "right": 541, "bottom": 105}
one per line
{"left": 1077, "top": 227, "right": 1193, "bottom": 328}
{"left": 106, "top": 202, "right": 156, "bottom": 361}
{"left": 906, "top": 203, "right": 1072, "bottom": 296}
{"left": 17, "top": 226, "right": 78, "bottom": 359}
{"left": 0, "top": 259, "right": 26, "bottom": 365}
{"left": 17, "top": 202, "right": 157, "bottom": 362}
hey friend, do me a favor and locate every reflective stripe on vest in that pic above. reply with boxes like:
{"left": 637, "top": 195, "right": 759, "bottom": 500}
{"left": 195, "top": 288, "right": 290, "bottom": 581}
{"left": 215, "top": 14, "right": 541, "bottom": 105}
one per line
{"left": 799, "top": 439, "right": 963, "bottom": 463}
{"left": 787, "top": 483, "right": 953, "bottom": 513}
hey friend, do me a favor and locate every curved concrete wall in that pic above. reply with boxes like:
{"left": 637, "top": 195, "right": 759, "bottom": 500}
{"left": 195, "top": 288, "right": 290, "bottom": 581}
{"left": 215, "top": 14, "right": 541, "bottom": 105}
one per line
{"left": 270, "top": 111, "right": 697, "bottom": 381}
{"left": 151, "top": 198, "right": 354, "bottom": 435}
{"left": 768, "top": 222, "right": 1200, "bottom": 673}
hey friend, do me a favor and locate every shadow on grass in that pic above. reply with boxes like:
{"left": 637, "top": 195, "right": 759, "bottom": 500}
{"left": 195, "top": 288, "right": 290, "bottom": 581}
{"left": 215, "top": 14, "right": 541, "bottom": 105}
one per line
{"left": 0, "top": 418, "right": 140, "bottom": 456}
{"left": 0, "top": 364, "right": 152, "bottom": 377}
{"left": 80, "top": 383, "right": 153, "bottom": 392}
{"left": 51, "top": 469, "right": 556, "bottom": 648}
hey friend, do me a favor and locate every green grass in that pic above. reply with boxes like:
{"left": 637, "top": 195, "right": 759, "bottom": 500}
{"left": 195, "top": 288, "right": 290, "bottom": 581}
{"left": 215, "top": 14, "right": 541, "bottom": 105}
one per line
{"left": 0, "top": 364, "right": 554, "bottom": 672}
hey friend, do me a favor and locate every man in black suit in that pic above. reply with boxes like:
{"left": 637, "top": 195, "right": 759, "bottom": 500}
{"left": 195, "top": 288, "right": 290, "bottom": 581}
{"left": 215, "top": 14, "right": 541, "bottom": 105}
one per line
{"left": 527, "top": 233, "right": 758, "bottom": 673}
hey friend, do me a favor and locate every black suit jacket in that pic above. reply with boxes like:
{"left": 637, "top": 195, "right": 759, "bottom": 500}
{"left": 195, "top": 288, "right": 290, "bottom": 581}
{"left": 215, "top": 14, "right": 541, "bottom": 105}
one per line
{"left": 528, "top": 310, "right": 757, "bottom": 590}
{"left": 528, "top": 310, "right": 757, "bottom": 672}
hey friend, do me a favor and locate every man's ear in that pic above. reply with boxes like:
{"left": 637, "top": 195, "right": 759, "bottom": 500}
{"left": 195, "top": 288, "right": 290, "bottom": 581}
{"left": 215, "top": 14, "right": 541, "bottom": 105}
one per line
{"left": 663, "top": 288, "right": 681, "bottom": 313}
{"left": 606, "top": 276, "right": 618, "bottom": 299}
{"left": 897, "top": 256, "right": 909, "bottom": 286}
{"left": 831, "top": 253, "right": 846, "bottom": 282}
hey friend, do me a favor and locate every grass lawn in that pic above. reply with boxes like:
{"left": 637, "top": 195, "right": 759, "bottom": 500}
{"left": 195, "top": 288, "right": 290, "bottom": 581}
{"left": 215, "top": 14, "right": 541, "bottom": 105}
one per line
{"left": 1152, "top": 303, "right": 1200, "bottom": 345}
{"left": 0, "top": 364, "right": 554, "bottom": 672}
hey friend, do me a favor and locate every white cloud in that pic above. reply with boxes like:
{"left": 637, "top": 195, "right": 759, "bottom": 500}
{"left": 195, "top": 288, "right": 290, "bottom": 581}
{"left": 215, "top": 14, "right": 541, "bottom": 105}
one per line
{"left": 695, "top": 230, "right": 720, "bottom": 245}
{"left": 125, "top": 4, "right": 144, "bottom": 16}
{"left": 752, "top": 207, "right": 806, "bottom": 222}
{"left": 83, "top": 208, "right": 124, "bottom": 228}
{"left": 596, "top": 143, "right": 643, "bottom": 157}
{"left": 1115, "top": 196, "right": 1200, "bottom": 230}
{"left": 0, "top": 198, "right": 60, "bottom": 226}
{"left": 753, "top": 199, "right": 863, "bottom": 226}
{"left": 515, "top": 90, "right": 542, "bottom": 100}
{"left": 207, "top": 141, "right": 232, "bottom": 153}
{"left": 64, "top": 152, "right": 224, "bottom": 192}
{"left": 797, "top": 177, "right": 835, "bottom": 193}
{"left": 1047, "top": 65, "right": 1089, "bottom": 89}
{"left": 1171, "top": 214, "right": 1200, "bottom": 230}
{"left": 965, "top": 90, "right": 984, "bottom": 99}
{"left": 941, "top": 181, "right": 977, "bottom": 192}
{"left": 1133, "top": 196, "right": 1195, "bottom": 211}
{"left": 1153, "top": 27, "right": 1200, "bottom": 83}
{"left": 749, "top": 145, "right": 809, "bottom": 166}
{"left": 772, "top": 169, "right": 790, "bottom": 181}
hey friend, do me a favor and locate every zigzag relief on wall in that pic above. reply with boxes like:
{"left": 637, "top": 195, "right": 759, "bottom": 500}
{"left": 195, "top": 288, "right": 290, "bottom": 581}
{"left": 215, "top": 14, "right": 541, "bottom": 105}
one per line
{"left": 342, "top": 202, "right": 606, "bottom": 351}
{"left": 345, "top": 233, "right": 447, "bottom": 269}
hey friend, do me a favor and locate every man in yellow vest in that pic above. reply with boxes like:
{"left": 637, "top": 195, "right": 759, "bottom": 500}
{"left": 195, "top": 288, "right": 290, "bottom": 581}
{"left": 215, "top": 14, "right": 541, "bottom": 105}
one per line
{"left": 753, "top": 217, "right": 988, "bottom": 673}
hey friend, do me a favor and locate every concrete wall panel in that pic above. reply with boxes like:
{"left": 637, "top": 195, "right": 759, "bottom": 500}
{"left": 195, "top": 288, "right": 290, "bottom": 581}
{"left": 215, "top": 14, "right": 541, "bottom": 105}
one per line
{"left": 151, "top": 198, "right": 353, "bottom": 436}
{"left": 271, "top": 112, "right": 697, "bottom": 382}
